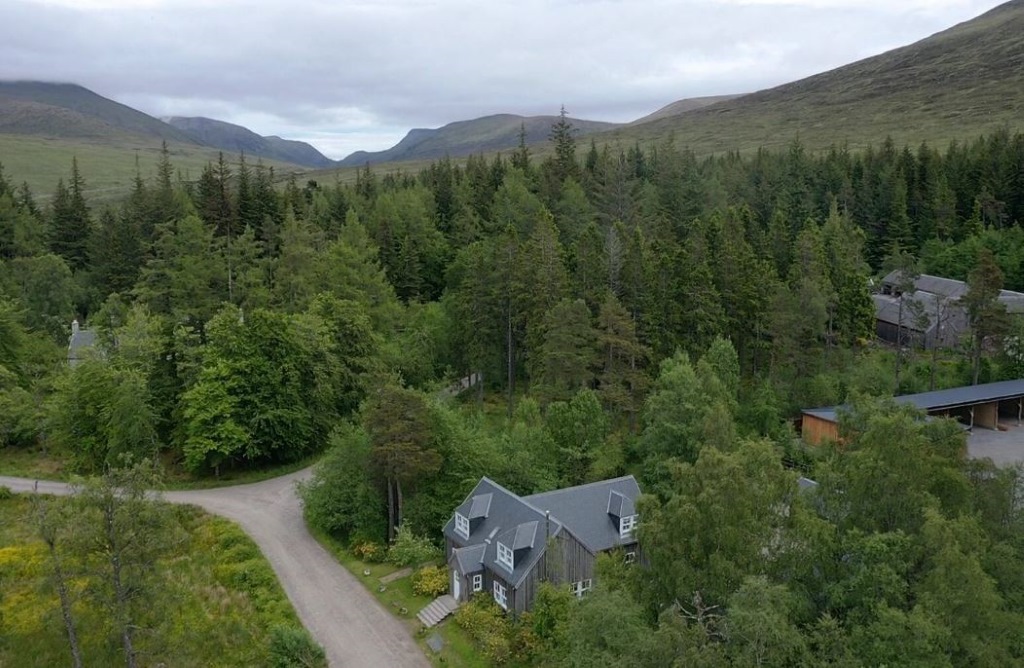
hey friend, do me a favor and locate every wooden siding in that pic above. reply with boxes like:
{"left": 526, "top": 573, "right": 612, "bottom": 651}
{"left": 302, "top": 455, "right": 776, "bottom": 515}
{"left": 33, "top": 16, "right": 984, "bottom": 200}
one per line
{"left": 802, "top": 414, "right": 839, "bottom": 446}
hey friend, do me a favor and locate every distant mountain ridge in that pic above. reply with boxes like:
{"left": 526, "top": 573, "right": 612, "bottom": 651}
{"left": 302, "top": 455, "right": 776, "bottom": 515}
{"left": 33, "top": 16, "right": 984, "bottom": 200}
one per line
{"left": 0, "top": 81, "right": 331, "bottom": 169}
{"left": 339, "top": 113, "right": 620, "bottom": 166}
{"left": 166, "top": 116, "right": 334, "bottom": 168}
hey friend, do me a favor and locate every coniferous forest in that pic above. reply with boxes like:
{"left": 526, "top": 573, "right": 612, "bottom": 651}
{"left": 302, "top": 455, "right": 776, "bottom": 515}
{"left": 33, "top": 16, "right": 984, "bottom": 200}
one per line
{"left": 3, "top": 121, "right": 1024, "bottom": 665}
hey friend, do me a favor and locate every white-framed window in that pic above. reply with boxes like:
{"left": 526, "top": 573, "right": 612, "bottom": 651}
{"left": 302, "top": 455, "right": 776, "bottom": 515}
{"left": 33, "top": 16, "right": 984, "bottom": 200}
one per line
{"left": 570, "top": 579, "right": 593, "bottom": 598}
{"left": 472, "top": 574, "right": 483, "bottom": 592}
{"left": 624, "top": 550, "right": 636, "bottom": 565}
{"left": 454, "top": 512, "right": 470, "bottom": 539}
{"left": 496, "top": 542, "right": 514, "bottom": 571}
{"left": 493, "top": 580, "right": 508, "bottom": 609}
{"left": 619, "top": 514, "right": 638, "bottom": 539}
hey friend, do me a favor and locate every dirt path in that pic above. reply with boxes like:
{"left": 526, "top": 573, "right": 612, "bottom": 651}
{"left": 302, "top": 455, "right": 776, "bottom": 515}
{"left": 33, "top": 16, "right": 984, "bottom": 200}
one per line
{"left": 0, "top": 470, "right": 430, "bottom": 668}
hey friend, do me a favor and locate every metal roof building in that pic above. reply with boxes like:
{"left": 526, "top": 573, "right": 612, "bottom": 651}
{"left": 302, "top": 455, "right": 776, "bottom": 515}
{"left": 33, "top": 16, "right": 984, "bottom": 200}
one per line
{"left": 801, "top": 379, "right": 1024, "bottom": 445}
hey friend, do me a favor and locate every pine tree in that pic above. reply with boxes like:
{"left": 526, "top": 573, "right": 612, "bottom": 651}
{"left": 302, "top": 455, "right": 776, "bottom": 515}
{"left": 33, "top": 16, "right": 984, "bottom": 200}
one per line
{"left": 49, "top": 159, "right": 92, "bottom": 271}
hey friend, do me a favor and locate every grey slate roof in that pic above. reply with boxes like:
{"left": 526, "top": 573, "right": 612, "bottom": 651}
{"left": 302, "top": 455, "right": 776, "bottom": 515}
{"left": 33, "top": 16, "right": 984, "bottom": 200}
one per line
{"left": 468, "top": 493, "right": 492, "bottom": 519}
{"left": 525, "top": 476, "right": 641, "bottom": 553}
{"left": 451, "top": 544, "right": 486, "bottom": 574}
{"left": 873, "top": 292, "right": 939, "bottom": 331}
{"left": 444, "top": 478, "right": 564, "bottom": 588}
{"left": 510, "top": 521, "right": 539, "bottom": 550}
{"left": 879, "top": 271, "right": 1024, "bottom": 312}
{"left": 445, "top": 474, "right": 643, "bottom": 588}
{"left": 802, "top": 378, "right": 1024, "bottom": 425}
{"left": 68, "top": 328, "right": 97, "bottom": 367}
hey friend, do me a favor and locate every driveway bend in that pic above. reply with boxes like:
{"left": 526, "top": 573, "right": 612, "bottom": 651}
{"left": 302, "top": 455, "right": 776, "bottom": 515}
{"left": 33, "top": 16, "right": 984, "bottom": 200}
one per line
{"left": 0, "top": 470, "right": 430, "bottom": 668}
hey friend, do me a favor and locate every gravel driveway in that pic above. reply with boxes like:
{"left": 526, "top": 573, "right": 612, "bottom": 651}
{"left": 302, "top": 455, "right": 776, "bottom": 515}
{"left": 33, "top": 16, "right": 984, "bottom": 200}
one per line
{"left": 0, "top": 469, "right": 430, "bottom": 668}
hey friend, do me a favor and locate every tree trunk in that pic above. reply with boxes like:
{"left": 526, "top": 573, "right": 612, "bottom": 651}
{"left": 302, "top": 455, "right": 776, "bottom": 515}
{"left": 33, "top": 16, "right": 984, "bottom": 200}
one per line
{"left": 506, "top": 301, "right": 514, "bottom": 419}
{"left": 32, "top": 494, "right": 83, "bottom": 668}
{"left": 895, "top": 296, "right": 904, "bottom": 388}
{"left": 386, "top": 476, "right": 396, "bottom": 543}
{"left": 396, "top": 478, "right": 404, "bottom": 534}
{"left": 105, "top": 503, "right": 137, "bottom": 668}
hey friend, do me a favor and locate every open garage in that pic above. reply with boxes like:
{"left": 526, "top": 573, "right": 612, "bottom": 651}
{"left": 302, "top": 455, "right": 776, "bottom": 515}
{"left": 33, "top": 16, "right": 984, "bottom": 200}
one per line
{"left": 801, "top": 379, "right": 1024, "bottom": 464}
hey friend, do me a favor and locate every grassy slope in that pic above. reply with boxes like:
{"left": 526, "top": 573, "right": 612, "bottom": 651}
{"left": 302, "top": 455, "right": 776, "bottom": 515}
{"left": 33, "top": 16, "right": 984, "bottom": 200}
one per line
{"left": 629, "top": 94, "right": 741, "bottom": 125}
{"left": 339, "top": 114, "right": 620, "bottom": 166}
{"left": 0, "top": 494, "right": 308, "bottom": 667}
{"left": 0, "top": 81, "right": 194, "bottom": 144}
{"left": 599, "top": 0, "right": 1024, "bottom": 154}
{"left": 0, "top": 134, "right": 306, "bottom": 203}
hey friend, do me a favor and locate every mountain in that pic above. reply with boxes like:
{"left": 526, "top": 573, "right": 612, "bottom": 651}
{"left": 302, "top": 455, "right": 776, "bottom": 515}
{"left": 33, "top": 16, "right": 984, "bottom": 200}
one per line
{"left": 339, "top": 113, "right": 620, "bottom": 167}
{"left": 599, "top": 0, "right": 1024, "bottom": 154}
{"left": 629, "top": 94, "right": 741, "bottom": 125}
{"left": 0, "top": 81, "right": 196, "bottom": 144}
{"left": 0, "top": 81, "right": 305, "bottom": 201}
{"left": 166, "top": 116, "right": 335, "bottom": 168}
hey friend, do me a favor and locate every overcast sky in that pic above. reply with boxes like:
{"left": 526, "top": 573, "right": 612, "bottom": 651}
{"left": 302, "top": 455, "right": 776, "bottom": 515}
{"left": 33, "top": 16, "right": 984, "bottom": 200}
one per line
{"left": 0, "top": 0, "right": 1008, "bottom": 159}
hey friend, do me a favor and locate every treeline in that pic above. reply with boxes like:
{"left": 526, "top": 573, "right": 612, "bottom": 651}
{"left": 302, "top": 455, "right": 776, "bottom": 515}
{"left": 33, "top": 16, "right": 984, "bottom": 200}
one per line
{"left": 2, "top": 124, "right": 1023, "bottom": 469}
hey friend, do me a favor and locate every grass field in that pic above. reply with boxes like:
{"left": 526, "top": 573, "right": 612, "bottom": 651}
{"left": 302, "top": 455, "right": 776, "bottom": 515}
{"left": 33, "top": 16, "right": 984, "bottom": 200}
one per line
{"left": 0, "top": 134, "right": 307, "bottom": 204}
{"left": 311, "top": 528, "right": 489, "bottom": 668}
{"left": 0, "top": 493, "right": 314, "bottom": 667}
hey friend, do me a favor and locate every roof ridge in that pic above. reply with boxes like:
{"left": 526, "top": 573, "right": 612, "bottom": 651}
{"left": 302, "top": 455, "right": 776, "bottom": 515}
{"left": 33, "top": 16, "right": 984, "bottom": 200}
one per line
{"left": 523, "top": 475, "right": 637, "bottom": 498}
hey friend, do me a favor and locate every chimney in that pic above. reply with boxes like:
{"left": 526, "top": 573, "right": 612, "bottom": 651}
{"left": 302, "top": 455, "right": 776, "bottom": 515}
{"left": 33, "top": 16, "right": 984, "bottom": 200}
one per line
{"left": 71, "top": 319, "right": 80, "bottom": 335}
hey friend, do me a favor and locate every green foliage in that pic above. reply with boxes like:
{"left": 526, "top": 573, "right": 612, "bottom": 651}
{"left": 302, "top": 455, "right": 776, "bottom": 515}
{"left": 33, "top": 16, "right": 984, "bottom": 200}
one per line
{"left": 299, "top": 425, "right": 387, "bottom": 543}
{"left": 386, "top": 524, "right": 440, "bottom": 567}
{"left": 454, "top": 596, "right": 515, "bottom": 665}
{"left": 181, "top": 305, "right": 341, "bottom": 472}
{"left": 0, "top": 486, "right": 12, "bottom": 501}
{"left": 268, "top": 625, "right": 327, "bottom": 668}
{"left": 411, "top": 565, "right": 448, "bottom": 597}
{"left": 351, "top": 541, "right": 386, "bottom": 563}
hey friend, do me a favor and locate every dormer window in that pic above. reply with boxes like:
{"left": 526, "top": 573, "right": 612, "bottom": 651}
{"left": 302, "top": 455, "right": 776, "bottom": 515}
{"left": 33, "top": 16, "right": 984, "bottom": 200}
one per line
{"left": 496, "top": 542, "right": 514, "bottom": 571}
{"left": 619, "top": 514, "right": 637, "bottom": 539}
{"left": 455, "top": 512, "right": 470, "bottom": 539}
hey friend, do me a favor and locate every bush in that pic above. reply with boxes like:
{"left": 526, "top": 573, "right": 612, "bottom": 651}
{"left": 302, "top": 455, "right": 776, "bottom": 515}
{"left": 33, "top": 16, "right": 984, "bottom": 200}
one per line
{"left": 412, "top": 565, "right": 449, "bottom": 597}
{"left": 352, "top": 541, "right": 385, "bottom": 563}
{"left": 268, "top": 625, "right": 327, "bottom": 668}
{"left": 454, "top": 597, "right": 514, "bottom": 665}
{"left": 386, "top": 524, "right": 440, "bottom": 567}
{"left": 0, "top": 486, "right": 12, "bottom": 502}
{"left": 298, "top": 425, "right": 387, "bottom": 543}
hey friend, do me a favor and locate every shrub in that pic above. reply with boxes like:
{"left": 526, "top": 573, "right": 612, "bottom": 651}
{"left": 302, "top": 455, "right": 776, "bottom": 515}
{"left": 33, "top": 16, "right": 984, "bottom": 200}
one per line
{"left": 454, "top": 597, "right": 514, "bottom": 664}
{"left": 352, "top": 541, "right": 385, "bottom": 563}
{"left": 412, "top": 565, "right": 449, "bottom": 597}
{"left": 386, "top": 524, "right": 439, "bottom": 567}
{"left": 0, "top": 486, "right": 12, "bottom": 502}
{"left": 268, "top": 625, "right": 327, "bottom": 668}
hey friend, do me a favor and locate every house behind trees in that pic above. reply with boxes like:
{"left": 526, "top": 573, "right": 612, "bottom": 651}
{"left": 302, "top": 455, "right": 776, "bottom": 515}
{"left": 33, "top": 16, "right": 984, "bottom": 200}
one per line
{"left": 444, "top": 475, "right": 641, "bottom": 614}
{"left": 873, "top": 271, "right": 1024, "bottom": 349}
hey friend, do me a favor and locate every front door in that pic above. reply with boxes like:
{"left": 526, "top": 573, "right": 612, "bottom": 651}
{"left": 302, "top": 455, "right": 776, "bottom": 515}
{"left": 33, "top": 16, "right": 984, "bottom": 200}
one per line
{"left": 452, "top": 569, "right": 461, "bottom": 600}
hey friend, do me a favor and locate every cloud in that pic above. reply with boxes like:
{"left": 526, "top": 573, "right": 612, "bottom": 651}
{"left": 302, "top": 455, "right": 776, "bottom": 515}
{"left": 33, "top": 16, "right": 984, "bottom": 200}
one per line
{"left": 0, "top": 0, "right": 1008, "bottom": 159}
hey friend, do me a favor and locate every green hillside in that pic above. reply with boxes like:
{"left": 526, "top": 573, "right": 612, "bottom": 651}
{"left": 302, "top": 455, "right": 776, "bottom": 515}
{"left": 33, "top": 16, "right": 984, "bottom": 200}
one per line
{"left": 0, "top": 81, "right": 195, "bottom": 144}
{"left": 339, "top": 113, "right": 620, "bottom": 166}
{"left": 596, "top": 0, "right": 1024, "bottom": 154}
{"left": 0, "top": 134, "right": 303, "bottom": 203}
{"left": 0, "top": 82, "right": 307, "bottom": 200}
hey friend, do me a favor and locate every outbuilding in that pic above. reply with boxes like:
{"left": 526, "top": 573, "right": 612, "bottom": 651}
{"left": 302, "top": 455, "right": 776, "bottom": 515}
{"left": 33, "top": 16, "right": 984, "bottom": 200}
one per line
{"left": 801, "top": 378, "right": 1024, "bottom": 445}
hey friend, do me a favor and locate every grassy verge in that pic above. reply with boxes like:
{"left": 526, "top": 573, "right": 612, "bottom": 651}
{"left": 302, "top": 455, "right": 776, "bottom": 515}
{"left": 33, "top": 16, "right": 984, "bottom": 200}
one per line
{"left": 0, "top": 492, "right": 320, "bottom": 667}
{"left": 309, "top": 527, "right": 489, "bottom": 668}
{"left": 0, "top": 447, "right": 320, "bottom": 490}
